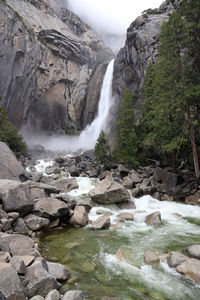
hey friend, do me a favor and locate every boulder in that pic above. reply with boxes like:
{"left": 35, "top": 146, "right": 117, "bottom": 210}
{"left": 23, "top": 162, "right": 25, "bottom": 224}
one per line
{"left": 47, "top": 262, "right": 70, "bottom": 282}
{"left": 167, "top": 252, "right": 188, "bottom": 268}
{"left": 116, "top": 200, "right": 136, "bottom": 209}
{"left": 0, "top": 233, "right": 36, "bottom": 257}
{"left": 0, "top": 142, "right": 28, "bottom": 181}
{"left": 145, "top": 211, "right": 161, "bottom": 226}
{"left": 13, "top": 218, "right": 29, "bottom": 235}
{"left": 185, "top": 193, "right": 200, "bottom": 205}
{"left": 91, "top": 215, "right": 110, "bottom": 230}
{"left": 116, "top": 212, "right": 134, "bottom": 221}
{"left": 152, "top": 167, "right": 178, "bottom": 194}
{"left": 25, "top": 258, "right": 58, "bottom": 298}
{"left": 33, "top": 198, "right": 69, "bottom": 219}
{"left": 62, "top": 290, "right": 85, "bottom": 300}
{"left": 0, "top": 266, "right": 25, "bottom": 298}
{"left": 51, "top": 178, "right": 78, "bottom": 193}
{"left": 0, "top": 180, "right": 34, "bottom": 215}
{"left": 144, "top": 250, "right": 160, "bottom": 264}
{"left": 69, "top": 206, "right": 88, "bottom": 227}
{"left": 10, "top": 256, "right": 26, "bottom": 275}
{"left": 30, "top": 296, "right": 44, "bottom": 300}
{"left": 0, "top": 251, "right": 11, "bottom": 263}
{"left": 176, "top": 258, "right": 200, "bottom": 284}
{"left": 14, "top": 255, "right": 35, "bottom": 267}
{"left": 185, "top": 245, "right": 200, "bottom": 260}
{"left": 96, "top": 210, "right": 113, "bottom": 216}
{"left": 89, "top": 176, "right": 130, "bottom": 204}
{"left": 24, "top": 214, "right": 49, "bottom": 231}
{"left": 45, "top": 290, "right": 60, "bottom": 300}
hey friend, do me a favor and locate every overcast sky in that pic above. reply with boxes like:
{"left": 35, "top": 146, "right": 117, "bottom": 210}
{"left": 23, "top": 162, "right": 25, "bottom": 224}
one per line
{"left": 68, "top": 0, "right": 164, "bottom": 35}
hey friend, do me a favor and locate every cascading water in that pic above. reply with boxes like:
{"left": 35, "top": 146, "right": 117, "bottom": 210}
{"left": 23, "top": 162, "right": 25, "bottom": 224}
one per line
{"left": 24, "top": 59, "right": 115, "bottom": 153}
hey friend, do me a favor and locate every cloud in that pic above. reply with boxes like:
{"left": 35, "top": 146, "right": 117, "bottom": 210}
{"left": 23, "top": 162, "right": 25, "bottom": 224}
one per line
{"left": 67, "top": 0, "right": 164, "bottom": 35}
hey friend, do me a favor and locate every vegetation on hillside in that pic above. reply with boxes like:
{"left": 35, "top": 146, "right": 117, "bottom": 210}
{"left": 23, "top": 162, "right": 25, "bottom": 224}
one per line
{"left": 113, "top": 0, "right": 200, "bottom": 181}
{"left": 0, "top": 105, "right": 27, "bottom": 157}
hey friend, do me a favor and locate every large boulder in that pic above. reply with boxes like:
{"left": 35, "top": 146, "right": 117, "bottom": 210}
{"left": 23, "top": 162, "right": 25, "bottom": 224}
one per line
{"left": 33, "top": 198, "right": 69, "bottom": 219}
{"left": 185, "top": 245, "right": 200, "bottom": 260}
{"left": 151, "top": 167, "right": 178, "bottom": 194}
{"left": 176, "top": 258, "right": 200, "bottom": 284}
{"left": 0, "top": 180, "right": 34, "bottom": 215}
{"left": 0, "top": 266, "right": 25, "bottom": 298}
{"left": 62, "top": 290, "right": 85, "bottom": 300}
{"left": 90, "top": 215, "right": 110, "bottom": 230}
{"left": 145, "top": 211, "right": 161, "bottom": 226}
{"left": 69, "top": 206, "right": 88, "bottom": 227}
{"left": 24, "top": 214, "right": 50, "bottom": 231}
{"left": 25, "top": 258, "right": 58, "bottom": 298}
{"left": 89, "top": 176, "right": 130, "bottom": 204}
{"left": 0, "top": 142, "right": 28, "bottom": 182}
{"left": 47, "top": 262, "right": 70, "bottom": 282}
{"left": 144, "top": 250, "right": 160, "bottom": 265}
{"left": 51, "top": 178, "right": 78, "bottom": 193}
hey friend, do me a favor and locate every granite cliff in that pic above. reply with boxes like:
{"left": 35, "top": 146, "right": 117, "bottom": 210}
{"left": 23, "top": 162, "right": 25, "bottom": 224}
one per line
{"left": 0, "top": 0, "right": 113, "bottom": 133}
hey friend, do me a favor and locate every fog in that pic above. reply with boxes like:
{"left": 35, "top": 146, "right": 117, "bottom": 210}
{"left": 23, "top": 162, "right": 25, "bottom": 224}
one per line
{"left": 67, "top": 0, "right": 164, "bottom": 36}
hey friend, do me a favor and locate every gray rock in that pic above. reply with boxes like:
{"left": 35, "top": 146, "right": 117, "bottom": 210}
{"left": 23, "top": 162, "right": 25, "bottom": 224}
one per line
{"left": 116, "top": 212, "right": 134, "bottom": 221}
{"left": 96, "top": 210, "right": 113, "bottom": 216}
{"left": 45, "top": 290, "right": 60, "bottom": 300}
{"left": 91, "top": 215, "right": 110, "bottom": 230}
{"left": 62, "top": 290, "right": 85, "bottom": 300}
{"left": 8, "top": 212, "right": 20, "bottom": 220}
{"left": 0, "top": 218, "right": 13, "bottom": 232}
{"left": 24, "top": 214, "right": 49, "bottom": 231}
{"left": 34, "top": 198, "right": 69, "bottom": 219}
{"left": 25, "top": 258, "right": 58, "bottom": 298}
{"left": 0, "top": 180, "right": 34, "bottom": 215}
{"left": 13, "top": 218, "right": 29, "bottom": 235}
{"left": 116, "top": 200, "right": 136, "bottom": 209}
{"left": 151, "top": 167, "right": 178, "bottom": 194}
{"left": 0, "top": 233, "right": 36, "bottom": 256}
{"left": 0, "top": 142, "right": 28, "bottom": 181}
{"left": 185, "top": 245, "right": 200, "bottom": 260}
{"left": 0, "top": 266, "right": 25, "bottom": 298}
{"left": 47, "top": 262, "right": 70, "bottom": 282}
{"left": 176, "top": 258, "right": 200, "bottom": 284}
{"left": 0, "top": 209, "right": 8, "bottom": 219}
{"left": 167, "top": 252, "right": 188, "bottom": 268}
{"left": 185, "top": 193, "right": 200, "bottom": 205}
{"left": 51, "top": 178, "right": 78, "bottom": 193}
{"left": 144, "top": 250, "right": 160, "bottom": 264}
{"left": 145, "top": 211, "right": 161, "bottom": 226}
{"left": 89, "top": 176, "right": 130, "bottom": 204}
{"left": 10, "top": 256, "right": 26, "bottom": 274}
{"left": 30, "top": 296, "right": 44, "bottom": 300}
{"left": 69, "top": 206, "right": 88, "bottom": 227}
{"left": 0, "top": 251, "right": 11, "bottom": 263}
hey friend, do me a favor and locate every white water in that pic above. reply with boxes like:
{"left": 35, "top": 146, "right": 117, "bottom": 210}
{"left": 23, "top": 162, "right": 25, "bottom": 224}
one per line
{"left": 24, "top": 60, "right": 115, "bottom": 153}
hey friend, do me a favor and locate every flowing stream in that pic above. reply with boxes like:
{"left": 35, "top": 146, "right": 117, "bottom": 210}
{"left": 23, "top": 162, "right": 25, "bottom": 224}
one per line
{"left": 39, "top": 177, "right": 200, "bottom": 300}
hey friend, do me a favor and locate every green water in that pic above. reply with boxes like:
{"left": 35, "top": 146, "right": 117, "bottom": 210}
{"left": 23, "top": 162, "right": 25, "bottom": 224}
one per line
{"left": 39, "top": 219, "right": 200, "bottom": 300}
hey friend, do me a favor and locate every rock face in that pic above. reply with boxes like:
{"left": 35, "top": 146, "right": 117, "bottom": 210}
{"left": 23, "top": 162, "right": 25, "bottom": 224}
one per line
{"left": 0, "top": 0, "right": 113, "bottom": 132}
{"left": 89, "top": 176, "right": 130, "bottom": 204}
{"left": 0, "top": 142, "right": 28, "bottom": 182}
{"left": 113, "top": 1, "right": 179, "bottom": 110}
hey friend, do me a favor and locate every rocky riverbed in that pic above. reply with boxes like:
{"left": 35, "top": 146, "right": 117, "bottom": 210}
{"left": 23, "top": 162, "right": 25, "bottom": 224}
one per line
{"left": 0, "top": 141, "right": 200, "bottom": 299}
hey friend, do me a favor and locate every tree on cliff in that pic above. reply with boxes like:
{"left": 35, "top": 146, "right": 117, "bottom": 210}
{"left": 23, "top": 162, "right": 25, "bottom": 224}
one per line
{"left": 141, "top": 11, "right": 200, "bottom": 180}
{"left": 114, "top": 88, "right": 138, "bottom": 168}
{"left": 0, "top": 106, "right": 27, "bottom": 157}
{"left": 94, "top": 130, "right": 111, "bottom": 170}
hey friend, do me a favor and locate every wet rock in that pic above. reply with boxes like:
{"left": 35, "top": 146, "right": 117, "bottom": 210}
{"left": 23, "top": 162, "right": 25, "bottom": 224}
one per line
{"left": 116, "top": 200, "right": 136, "bottom": 209}
{"left": 0, "top": 180, "right": 34, "bottom": 215}
{"left": 96, "top": 210, "right": 113, "bottom": 216}
{"left": 116, "top": 212, "right": 134, "bottom": 221}
{"left": 48, "top": 219, "right": 60, "bottom": 229}
{"left": 131, "top": 187, "right": 143, "bottom": 198}
{"left": 0, "top": 266, "right": 25, "bottom": 298}
{"left": 145, "top": 211, "right": 161, "bottom": 226}
{"left": 74, "top": 195, "right": 93, "bottom": 213}
{"left": 112, "top": 222, "right": 123, "bottom": 230}
{"left": 24, "top": 214, "right": 49, "bottom": 231}
{"left": 176, "top": 258, "right": 200, "bottom": 283}
{"left": 62, "top": 290, "right": 86, "bottom": 300}
{"left": 0, "top": 142, "right": 28, "bottom": 181}
{"left": 185, "top": 193, "right": 200, "bottom": 205}
{"left": 45, "top": 289, "right": 60, "bottom": 300}
{"left": 25, "top": 258, "right": 58, "bottom": 298}
{"left": 34, "top": 198, "right": 69, "bottom": 219}
{"left": 167, "top": 252, "right": 188, "bottom": 268}
{"left": 89, "top": 176, "right": 130, "bottom": 204}
{"left": 51, "top": 178, "right": 78, "bottom": 193}
{"left": 144, "top": 250, "right": 160, "bottom": 264}
{"left": 47, "top": 262, "right": 70, "bottom": 282}
{"left": 185, "top": 245, "right": 200, "bottom": 260}
{"left": 91, "top": 215, "right": 110, "bottom": 230}
{"left": 69, "top": 206, "right": 88, "bottom": 227}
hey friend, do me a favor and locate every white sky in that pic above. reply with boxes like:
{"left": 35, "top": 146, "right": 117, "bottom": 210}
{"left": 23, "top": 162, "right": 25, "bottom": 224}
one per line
{"left": 68, "top": 0, "right": 164, "bottom": 35}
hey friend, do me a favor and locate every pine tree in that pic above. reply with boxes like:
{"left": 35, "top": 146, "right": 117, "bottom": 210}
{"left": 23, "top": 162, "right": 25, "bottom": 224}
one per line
{"left": 114, "top": 88, "right": 138, "bottom": 167}
{"left": 94, "top": 130, "right": 111, "bottom": 169}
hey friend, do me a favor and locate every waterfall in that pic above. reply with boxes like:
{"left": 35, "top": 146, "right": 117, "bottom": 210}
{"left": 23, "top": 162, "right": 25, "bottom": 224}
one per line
{"left": 24, "top": 59, "right": 115, "bottom": 153}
